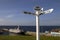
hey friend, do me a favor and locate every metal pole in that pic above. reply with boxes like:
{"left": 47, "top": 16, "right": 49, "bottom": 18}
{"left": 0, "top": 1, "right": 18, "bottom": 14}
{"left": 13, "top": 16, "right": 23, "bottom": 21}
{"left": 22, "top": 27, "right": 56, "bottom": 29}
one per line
{"left": 36, "top": 11, "right": 40, "bottom": 40}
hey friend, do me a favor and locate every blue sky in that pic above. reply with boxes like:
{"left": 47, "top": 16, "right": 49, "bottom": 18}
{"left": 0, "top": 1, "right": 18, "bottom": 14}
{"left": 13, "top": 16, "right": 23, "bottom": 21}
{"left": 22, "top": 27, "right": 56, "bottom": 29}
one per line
{"left": 0, "top": 0, "right": 60, "bottom": 26}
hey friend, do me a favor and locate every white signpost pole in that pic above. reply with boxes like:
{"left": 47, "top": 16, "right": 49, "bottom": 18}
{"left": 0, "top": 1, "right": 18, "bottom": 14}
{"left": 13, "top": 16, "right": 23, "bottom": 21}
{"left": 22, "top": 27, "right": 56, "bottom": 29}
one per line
{"left": 36, "top": 11, "right": 40, "bottom": 40}
{"left": 35, "top": 6, "right": 40, "bottom": 40}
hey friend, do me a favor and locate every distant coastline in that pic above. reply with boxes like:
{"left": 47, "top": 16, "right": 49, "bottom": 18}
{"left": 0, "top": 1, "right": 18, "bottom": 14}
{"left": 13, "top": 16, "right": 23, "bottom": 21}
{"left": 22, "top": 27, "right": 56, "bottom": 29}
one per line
{"left": 0, "top": 26, "right": 60, "bottom": 32}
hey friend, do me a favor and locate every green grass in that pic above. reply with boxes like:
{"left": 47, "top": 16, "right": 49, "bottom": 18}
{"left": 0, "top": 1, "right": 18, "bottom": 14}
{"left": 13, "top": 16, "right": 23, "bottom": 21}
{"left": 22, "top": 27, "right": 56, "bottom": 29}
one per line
{"left": 0, "top": 35, "right": 36, "bottom": 40}
{"left": 0, "top": 35, "right": 60, "bottom": 40}
{"left": 41, "top": 35, "right": 60, "bottom": 40}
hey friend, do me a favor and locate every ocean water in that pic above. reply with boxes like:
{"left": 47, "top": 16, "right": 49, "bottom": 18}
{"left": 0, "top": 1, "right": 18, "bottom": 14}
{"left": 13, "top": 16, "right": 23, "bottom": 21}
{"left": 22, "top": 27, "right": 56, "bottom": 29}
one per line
{"left": 0, "top": 26, "right": 60, "bottom": 32}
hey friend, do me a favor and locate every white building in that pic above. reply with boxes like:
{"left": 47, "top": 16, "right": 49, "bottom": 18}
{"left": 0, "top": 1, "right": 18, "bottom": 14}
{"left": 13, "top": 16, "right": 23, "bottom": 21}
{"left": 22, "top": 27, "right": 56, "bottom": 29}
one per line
{"left": 51, "top": 32, "right": 60, "bottom": 36}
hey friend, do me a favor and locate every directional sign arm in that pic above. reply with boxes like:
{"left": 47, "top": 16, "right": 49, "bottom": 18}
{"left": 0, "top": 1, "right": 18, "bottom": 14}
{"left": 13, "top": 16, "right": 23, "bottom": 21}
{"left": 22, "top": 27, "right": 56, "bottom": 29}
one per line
{"left": 24, "top": 11, "right": 32, "bottom": 14}
{"left": 43, "top": 8, "right": 54, "bottom": 14}
{"left": 24, "top": 11, "right": 36, "bottom": 15}
{"left": 39, "top": 8, "right": 54, "bottom": 15}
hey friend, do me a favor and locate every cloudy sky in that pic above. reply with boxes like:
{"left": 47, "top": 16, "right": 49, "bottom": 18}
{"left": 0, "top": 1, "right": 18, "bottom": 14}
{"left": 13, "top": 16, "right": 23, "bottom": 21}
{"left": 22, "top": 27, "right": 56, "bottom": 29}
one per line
{"left": 0, "top": 0, "right": 60, "bottom": 26}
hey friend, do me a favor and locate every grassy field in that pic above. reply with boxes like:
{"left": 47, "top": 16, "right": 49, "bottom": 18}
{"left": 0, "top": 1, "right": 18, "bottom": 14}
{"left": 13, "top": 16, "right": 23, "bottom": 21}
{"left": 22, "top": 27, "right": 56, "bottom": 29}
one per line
{"left": 0, "top": 35, "right": 60, "bottom": 40}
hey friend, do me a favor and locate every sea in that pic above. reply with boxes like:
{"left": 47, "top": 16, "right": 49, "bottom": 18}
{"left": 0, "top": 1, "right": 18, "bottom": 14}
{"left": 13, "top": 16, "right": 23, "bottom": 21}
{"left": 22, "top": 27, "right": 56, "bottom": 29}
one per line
{"left": 0, "top": 26, "right": 60, "bottom": 32}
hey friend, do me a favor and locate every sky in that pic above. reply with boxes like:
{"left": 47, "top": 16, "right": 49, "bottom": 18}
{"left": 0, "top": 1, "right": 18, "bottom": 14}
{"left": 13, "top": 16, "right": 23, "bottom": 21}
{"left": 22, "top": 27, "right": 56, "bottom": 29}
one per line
{"left": 0, "top": 0, "right": 60, "bottom": 26}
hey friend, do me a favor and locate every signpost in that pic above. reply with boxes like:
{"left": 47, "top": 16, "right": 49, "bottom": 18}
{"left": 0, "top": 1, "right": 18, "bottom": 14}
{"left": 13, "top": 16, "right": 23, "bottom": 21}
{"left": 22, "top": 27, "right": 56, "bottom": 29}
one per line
{"left": 24, "top": 6, "right": 54, "bottom": 40}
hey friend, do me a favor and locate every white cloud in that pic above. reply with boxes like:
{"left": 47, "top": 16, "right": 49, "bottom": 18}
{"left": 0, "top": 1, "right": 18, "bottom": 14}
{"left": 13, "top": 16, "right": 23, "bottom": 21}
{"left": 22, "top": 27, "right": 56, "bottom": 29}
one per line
{"left": 6, "top": 15, "right": 14, "bottom": 18}
{"left": 0, "top": 18, "right": 4, "bottom": 22}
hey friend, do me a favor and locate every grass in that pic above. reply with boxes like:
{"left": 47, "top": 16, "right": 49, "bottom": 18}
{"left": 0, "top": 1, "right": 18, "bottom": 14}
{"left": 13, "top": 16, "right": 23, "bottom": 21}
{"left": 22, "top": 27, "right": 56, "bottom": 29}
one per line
{"left": 41, "top": 35, "right": 60, "bottom": 40}
{"left": 0, "top": 35, "right": 36, "bottom": 40}
{"left": 0, "top": 35, "right": 60, "bottom": 40}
